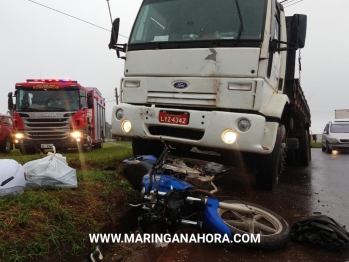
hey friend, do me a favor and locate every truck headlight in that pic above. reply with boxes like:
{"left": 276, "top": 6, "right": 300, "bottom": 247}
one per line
{"left": 221, "top": 129, "right": 237, "bottom": 144}
{"left": 70, "top": 131, "right": 82, "bottom": 138}
{"left": 237, "top": 119, "right": 251, "bottom": 132}
{"left": 328, "top": 138, "right": 339, "bottom": 143}
{"left": 121, "top": 120, "right": 132, "bottom": 133}
{"left": 116, "top": 109, "right": 124, "bottom": 120}
{"left": 15, "top": 133, "right": 24, "bottom": 139}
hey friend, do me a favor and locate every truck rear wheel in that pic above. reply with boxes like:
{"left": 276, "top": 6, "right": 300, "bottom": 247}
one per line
{"left": 298, "top": 130, "right": 311, "bottom": 166}
{"left": 132, "top": 138, "right": 163, "bottom": 157}
{"left": 256, "top": 125, "right": 286, "bottom": 190}
{"left": 95, "top": 142, "right": 103, "bottom": 149}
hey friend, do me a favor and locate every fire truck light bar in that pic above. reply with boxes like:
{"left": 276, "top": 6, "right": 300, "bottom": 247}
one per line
{"left": 26, "top": 79, "right": 76, "bottom": 83}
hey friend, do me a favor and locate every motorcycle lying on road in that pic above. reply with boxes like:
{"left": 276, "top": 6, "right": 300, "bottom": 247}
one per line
{"left": 123, "top": 144, "right": 290, "bottom": 250}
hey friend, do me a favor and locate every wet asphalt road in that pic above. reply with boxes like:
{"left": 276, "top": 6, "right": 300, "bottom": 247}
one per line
{"left": 122, "top": 148, "right": 349, "bottom": 262}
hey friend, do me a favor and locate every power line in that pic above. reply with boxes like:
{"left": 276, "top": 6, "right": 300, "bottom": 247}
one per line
{"left": 284, "top": 0, "right": 304, "bottom": 8}
{"left": 28, "top": 0, "right": 128, "bottom": 38}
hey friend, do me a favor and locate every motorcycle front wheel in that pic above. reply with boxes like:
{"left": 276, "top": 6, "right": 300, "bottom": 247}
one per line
{"left": 218, "top": 200, "right": 290, "bottom": 250}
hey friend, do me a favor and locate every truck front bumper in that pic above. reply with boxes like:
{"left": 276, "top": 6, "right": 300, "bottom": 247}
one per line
{"left": 111, "top": 105, "right": 279, "bottom": 154}
{"left": 14, "top": 138, "right": 86, "bottom": 150}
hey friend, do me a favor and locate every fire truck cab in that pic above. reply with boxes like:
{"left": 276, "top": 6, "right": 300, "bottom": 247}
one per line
{"left": 8, "top": 79, "right": 105, "bottom": 154}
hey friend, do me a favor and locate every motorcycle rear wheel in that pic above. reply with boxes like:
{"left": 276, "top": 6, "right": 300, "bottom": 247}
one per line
{"left": 218, "top": 200, "right": 290, "bottom": 250}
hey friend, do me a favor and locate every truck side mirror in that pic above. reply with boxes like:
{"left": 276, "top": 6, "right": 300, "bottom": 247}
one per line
{"left": 8, "top": 92, "right": 13, "bottom": 110}
{"left": 87, "top": 93, "right": 93, "bottom": 109}
{"left": 273, "top": 14, "right": 307, "bottom": 52}
{"left": 291, "top": 14, "right": 307, "bottom": 49}
{"left": 109, "top": 18, "right": 120, "bottom": 50}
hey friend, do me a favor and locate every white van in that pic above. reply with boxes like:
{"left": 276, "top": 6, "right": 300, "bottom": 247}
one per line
{"left": 322, "top": 120, "right": 349, "bottom": 153}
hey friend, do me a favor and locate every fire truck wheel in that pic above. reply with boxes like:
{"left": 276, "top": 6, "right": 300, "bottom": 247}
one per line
{"left": 1, "top": 138, "right": 12, "bottom": 154}
{"left": 83, "top": 136, "right": 92, "bottom": 152}
{"left": 95, "top": 142, "right": 103, "bottom": 149}
{"left": 19, "top": 147, "right": 37, "bottom": 155}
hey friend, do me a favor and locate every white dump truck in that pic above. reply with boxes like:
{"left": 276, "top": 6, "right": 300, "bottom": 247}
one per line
{"left": 109, "top": 0, "right": 311, "bottom": 190}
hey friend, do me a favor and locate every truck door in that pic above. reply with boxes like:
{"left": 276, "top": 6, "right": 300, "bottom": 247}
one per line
{"left": 267, "top": 0, "right": 281, "bottom": 90}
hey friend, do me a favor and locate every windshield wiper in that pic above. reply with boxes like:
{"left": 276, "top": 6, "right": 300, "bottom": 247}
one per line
{"left": 235, "top": 0, "right": 244, "bottom": 39}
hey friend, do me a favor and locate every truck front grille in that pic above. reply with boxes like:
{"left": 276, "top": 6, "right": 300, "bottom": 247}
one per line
{"left": 147, "top": 92, "right": 216, "bottom": 106}
{"left": 24, "top": 117, "right": 70, "bottom": 141}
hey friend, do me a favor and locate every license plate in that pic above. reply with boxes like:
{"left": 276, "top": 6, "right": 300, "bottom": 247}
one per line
{"left": 159, "top": 111, "right": 189, "bottom": 125}
{"left": 41, "top": 144, "right": 54, "bottom": 148}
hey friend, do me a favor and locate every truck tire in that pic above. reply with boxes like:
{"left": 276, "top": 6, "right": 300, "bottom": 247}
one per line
{"left": 1, "top": 137, "right": 12, "bottom": 154}
{"left": 298, "top": 130, "right": 311, "bottom": 166}
{"left": 256, "top": 125, "right": 286, "bottom": 190}
{"left": 132, "top": 138, "right": 163, "bottom": 157}
{"left": 95, "top": 142, "right": 103, "bottom": 149}
{"left": 19, "top": 147, "right": 37, "bottom": 155}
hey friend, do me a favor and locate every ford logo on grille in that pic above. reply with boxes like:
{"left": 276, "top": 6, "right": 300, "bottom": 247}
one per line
{"left": 173, "top": 81, "right": 188, "bottom": 89}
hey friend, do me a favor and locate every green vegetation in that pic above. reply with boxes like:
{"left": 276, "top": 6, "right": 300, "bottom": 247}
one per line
{"left": 311, "top": 142, "right": 322, "bottom": 148}
{"left": 0, "top": 142, "right": 134, "bottom": 262}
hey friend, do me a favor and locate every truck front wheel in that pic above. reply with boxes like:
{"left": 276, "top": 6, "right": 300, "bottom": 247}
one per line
{"left": 19, "top": 147, "right": 37, "bottom": 155}
{"left": 256, "top": 125, "right": 286, "bottom": 190}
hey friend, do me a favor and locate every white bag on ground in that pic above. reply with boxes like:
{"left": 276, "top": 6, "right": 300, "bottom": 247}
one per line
{"left": 23, "top": 147, "right": 77, "bottom": 189}
{"left": 0, "top": 159, "right": 26, "bottom": 196}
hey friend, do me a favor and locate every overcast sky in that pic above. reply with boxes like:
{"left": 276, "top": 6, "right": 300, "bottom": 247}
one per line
{"left": 1, "top": 0, "right": 348, "bottom": 134}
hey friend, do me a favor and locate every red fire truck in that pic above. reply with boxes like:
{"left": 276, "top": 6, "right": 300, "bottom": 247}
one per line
{"left": 7, "top": 79, "right": 105, "bottom": 154}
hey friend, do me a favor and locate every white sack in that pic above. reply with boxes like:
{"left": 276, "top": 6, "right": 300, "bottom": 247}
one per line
{"left": 0, "top": 159, "right": 26, "bottom": 196}
{"left": 23, "top": 148, "right": 77, "bottom": 189}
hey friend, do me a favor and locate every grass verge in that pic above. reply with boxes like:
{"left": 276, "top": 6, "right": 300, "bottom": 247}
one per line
{"left": 311, "top": 142, "right": 322, "bottom": 148}
{"left": 0, "top": 142, "right": 134, "bottom": 262}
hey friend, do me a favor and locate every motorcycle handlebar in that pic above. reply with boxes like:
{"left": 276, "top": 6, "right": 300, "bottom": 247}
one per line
{"left": 153, "top": 148, "right": 170, "bottom": 168}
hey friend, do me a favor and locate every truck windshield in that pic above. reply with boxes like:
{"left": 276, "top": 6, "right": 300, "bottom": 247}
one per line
{"left": 130, "top": 0, "right": 266, "bottom": 45}
{"left": 16, "top": 89, "right": 81, "bottom": 112}
{"left": 331, "top": 124, "right": 349, "bottom": 133}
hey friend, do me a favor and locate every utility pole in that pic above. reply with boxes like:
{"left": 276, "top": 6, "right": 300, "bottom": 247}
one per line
{"left": 115, "top": 87, "right": 119, "bottom": 105}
